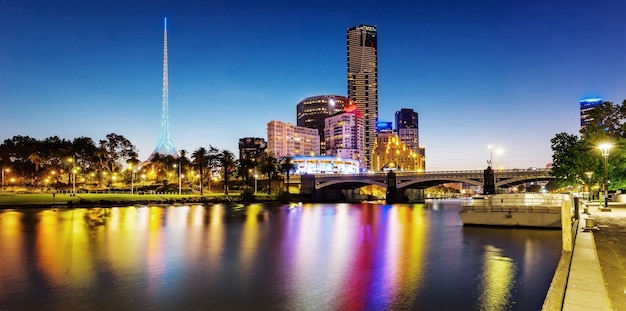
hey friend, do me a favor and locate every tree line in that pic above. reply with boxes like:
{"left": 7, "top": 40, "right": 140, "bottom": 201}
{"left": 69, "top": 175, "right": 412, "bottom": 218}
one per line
{"left": 551, "top": 99, "right": 626, "bottom": 192}
{"left": 0, "top": 133, "right": 298, "bottom": 195}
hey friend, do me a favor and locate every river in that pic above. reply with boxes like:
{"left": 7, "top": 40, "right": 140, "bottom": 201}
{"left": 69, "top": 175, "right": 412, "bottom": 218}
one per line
{"left": 0, "top": 200, "right": 561, "bottom": 310}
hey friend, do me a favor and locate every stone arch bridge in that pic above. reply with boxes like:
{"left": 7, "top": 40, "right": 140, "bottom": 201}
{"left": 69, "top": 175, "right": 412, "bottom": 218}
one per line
{"left": 300, "top": 168, "right": 554, "bottom": 203}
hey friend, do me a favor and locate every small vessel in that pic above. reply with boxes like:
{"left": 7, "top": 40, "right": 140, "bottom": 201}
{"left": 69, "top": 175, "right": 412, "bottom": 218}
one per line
{"left": 459, "top": 193, "right": 570, "bottom": 228}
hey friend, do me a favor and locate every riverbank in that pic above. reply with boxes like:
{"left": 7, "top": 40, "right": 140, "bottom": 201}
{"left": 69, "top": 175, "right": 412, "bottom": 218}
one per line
{"left": 0, "top": 192, "right": 304, "bottom": 208}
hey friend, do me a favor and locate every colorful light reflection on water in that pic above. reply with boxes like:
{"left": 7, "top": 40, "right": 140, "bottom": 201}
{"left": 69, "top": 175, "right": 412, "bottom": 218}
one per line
{"left": 0, "top": 201, "right": 561, "bottom": 310}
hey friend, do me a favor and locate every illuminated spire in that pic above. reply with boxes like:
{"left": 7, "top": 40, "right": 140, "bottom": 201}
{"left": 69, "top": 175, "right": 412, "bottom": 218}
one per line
{"left": 151, "top": 17, "right": 177, "bottom": 159}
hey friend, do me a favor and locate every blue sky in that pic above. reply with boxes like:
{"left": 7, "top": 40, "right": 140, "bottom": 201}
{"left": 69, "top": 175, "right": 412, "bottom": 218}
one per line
{"left": 1, "top": 0, "right": 624, "bottom": 170}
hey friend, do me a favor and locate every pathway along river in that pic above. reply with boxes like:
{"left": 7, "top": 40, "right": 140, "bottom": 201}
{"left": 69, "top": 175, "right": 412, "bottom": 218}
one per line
{"left": 0, "top": 200, "right": 561, "bottom": 310}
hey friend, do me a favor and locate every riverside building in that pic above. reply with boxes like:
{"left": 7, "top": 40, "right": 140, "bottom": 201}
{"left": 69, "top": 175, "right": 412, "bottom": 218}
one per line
{"left": 324, "top": 105, "right": 365, "bottom": 168}
{"left": 267, "top": 120, "right": 320, "bottom": 158}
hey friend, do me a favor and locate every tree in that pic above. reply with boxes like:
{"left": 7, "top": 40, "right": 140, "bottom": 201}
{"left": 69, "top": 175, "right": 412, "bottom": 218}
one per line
{"left": 279, "top": 156, "right": 297, "bottom": 193}
{"left": 192, "top": 147, "right": 208, "bottom": 195}
{"left": 97, "top": 133, "right": 138, "bottom": 176}
{"left": 551, "top": 99, "right": 626, "bottom": 191}
{"left": 217, "top": 150, "right": 236, "bottom": 196}
{"left": 259, "top": 153, "right": 278, "bottom": 194}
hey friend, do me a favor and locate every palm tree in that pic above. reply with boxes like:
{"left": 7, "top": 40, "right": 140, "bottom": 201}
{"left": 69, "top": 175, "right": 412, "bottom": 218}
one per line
{"left": 192, "top": 147, "right": 208, "bottom": 195}
{"left": 279, "top": 156, "right": 297, "bottom": 193}
{"left": 218, "top": 150, "right": 236, "bottom": 196}
{"left": 259, "top": 153, "right": 278, "bottom": 194}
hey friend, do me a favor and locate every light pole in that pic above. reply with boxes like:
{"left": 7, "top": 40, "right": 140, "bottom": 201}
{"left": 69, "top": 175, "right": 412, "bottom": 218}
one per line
{"left": 1, "top": 168, "right": 7, "bottom": 194}
{"left": 173, "top": 162, "right": 182, "bottom": 195}
{"left": 254, "top": 170, "right": 258, "bottom": 194}
{"left": 488, "top": 145, "right": 493, "bottom": 167}
{"left": 128, "top": 165, "right": 135, "bottom": 194}
{"left": 71, "top": 168, "right": 77, "bottom": 196}
{"left": 598, "top": 142, "right": 613, "bottom": 210}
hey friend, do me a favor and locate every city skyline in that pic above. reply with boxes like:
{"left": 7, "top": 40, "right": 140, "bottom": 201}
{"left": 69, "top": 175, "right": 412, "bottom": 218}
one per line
{"left": 1, "top": 0, "right": 625, "bottom": 170}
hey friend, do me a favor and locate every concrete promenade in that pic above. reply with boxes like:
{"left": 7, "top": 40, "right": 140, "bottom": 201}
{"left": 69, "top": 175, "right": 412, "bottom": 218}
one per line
{"left": 549, "top": 202, "right": 626, "bottom": 310}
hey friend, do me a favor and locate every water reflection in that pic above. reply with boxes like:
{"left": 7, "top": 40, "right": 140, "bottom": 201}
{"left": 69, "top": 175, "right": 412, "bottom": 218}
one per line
{"left": 0, "top": 202, "right": 561, "bottom": 310}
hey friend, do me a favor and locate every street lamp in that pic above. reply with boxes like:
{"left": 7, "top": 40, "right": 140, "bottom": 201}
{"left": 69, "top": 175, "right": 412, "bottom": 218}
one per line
{"left": 128, "top": 165, "right": 135, "bottom": 194}
{"left": 173, "top": 162, "right": 181, "bottom": 195}
{"left": 598, "top": 142, "right": 613, "bottom": 210}
{"left": 1, "top": 168, "right": 8, "bottom": 194}
{"left": 254, "top": 170, "right": 258, "bottom": 194}
{"left": 71, "top": 168, "right": 77, "bottom": 196}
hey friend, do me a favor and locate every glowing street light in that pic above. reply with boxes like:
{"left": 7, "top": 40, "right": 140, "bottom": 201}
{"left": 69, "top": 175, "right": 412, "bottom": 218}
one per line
{"left": 598, "top": 142, "right": 613, "bottom": 210}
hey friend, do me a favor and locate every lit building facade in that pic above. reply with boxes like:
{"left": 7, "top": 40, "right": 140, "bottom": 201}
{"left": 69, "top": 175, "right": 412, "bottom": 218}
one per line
{"left": 238, "top": 137, "right": 267, "bottom": 161}
{"left": 580, "top": 97, "right": 603, "bottom": 130}
{"left": 324, "top": 105, "right": 365, "bottom": 168}
{"left": 371, "top": 132, "right": 424, "bottom": 172}
{"left": 296, "top": 95, "right": 349, "bottom": 155}
{"left": 291, "top": 156, "right": 360, "bottom": 175}
{"left": 347, "top": 24, "right": 378, "bottom": 170}
{"left": 267, "top": 120, "right": 320, "bottom": 158}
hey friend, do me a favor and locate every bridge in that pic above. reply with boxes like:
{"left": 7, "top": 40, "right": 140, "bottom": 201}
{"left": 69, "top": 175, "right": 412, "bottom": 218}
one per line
{"left": 300, "top": 168, "right": 554, "bottom": 203}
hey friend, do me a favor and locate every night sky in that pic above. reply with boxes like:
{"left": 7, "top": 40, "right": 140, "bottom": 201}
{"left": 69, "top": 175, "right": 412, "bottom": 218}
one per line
{"left": 1, "top": 0, "right": 624, "bottom": 170}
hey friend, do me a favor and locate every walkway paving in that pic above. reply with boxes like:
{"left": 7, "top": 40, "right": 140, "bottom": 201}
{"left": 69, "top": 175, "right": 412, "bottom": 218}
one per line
{"left": 561, "top": 202, "right": 626, "bottom": 310}
{"left": 562, "top": 212, "right": 611, "bottom": 310}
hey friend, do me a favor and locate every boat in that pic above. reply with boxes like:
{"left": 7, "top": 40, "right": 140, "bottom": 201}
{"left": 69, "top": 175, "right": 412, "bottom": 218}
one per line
{"left": 459, "top": 193, "right": 571, "bottom": 228}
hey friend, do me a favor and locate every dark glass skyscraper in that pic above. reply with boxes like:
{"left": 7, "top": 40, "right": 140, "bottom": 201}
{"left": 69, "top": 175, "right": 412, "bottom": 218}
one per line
{"left": 296, "top": 95, "right": 348, "bottom": 155}
{"left": 347, "top": 24, "right": 378, "bottom": 170}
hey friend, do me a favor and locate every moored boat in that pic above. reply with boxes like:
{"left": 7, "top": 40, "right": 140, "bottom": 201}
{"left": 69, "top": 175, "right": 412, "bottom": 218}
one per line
{"left": 459, "top": 193, "right": 571, "bottom": 228}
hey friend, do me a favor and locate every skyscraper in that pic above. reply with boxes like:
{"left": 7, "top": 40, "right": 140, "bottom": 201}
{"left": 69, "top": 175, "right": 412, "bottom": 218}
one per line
{"left": 151, "top": 17, "right": 177, "bottom": 158}
{"left": 580, "top": 97, "right": 603, "bottom": 130}
{"left": 296, "top": 95, "right": 349, "bottom": 155}
{"left": 395, "top": 108, "right": 419, "bottom": 153}
{"left": 347, "top": 24, "right": 378, "bottom": 170}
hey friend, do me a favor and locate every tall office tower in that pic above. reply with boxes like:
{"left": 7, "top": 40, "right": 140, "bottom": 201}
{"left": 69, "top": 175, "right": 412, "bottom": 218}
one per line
{"left": 347, "top": 24, "right": 378, "bottom": 170}
{"left": 151, "top": 17, "right": 177, "bottom": 158}
{"left": 238, "top": 137, "right": 267, "bottom": 161}
{"left": 267, "top": 120, "right": 320, "bottom": 158}
{"left": 395, "top": 108, "right": 420, "bottom": 153}
{"left": 324, "top": 105, "right": 365, "bottom": 168}
{"left": 296, "top": 95, "right": 349, "bottom": 155}
{"left": 580, "top": 97, "right": 603, "bottom": 130}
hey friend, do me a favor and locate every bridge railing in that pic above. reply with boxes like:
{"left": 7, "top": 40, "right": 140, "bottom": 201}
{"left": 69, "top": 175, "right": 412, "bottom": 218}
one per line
{"left": 310, "top": 168, "right": 550, "bottom": 178}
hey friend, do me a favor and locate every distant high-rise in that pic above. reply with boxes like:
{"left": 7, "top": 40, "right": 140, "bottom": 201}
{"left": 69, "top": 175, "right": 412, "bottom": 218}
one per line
{"left": 395, "top": 108, "right": 419, "bottom": 153}
{"left": 347, "top": 24, "right": 378, "bottom": 170}
{"left": 296, "top": 95, "right": 348, "bottom": 155}
{"left": 151, "top": 17, "right": 177, "bottom": 158}
{"left": 580, "top": 97, "right": 603, "bottom": 130}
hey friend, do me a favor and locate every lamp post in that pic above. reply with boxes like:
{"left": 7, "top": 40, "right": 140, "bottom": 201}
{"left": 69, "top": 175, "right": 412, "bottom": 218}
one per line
{"left": 598, "top": 143, "right": 613, "bottom": 210}
{"left": 173, "top": 163, "right": 182, "bottom": 195}
{"left": 71, "top": 168, "right": 77, "bottom": 196}
{"left": 1, "top": 168, "right": 7, "bottom": 194}
{"left": 254, "top": 170, "right": 258, "bottom": 194}
{"left": 488, "top": 145, "right": 493, "bottom": 167}
{"left": 128, "top": 165, "right": 135, "bottom": 194}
